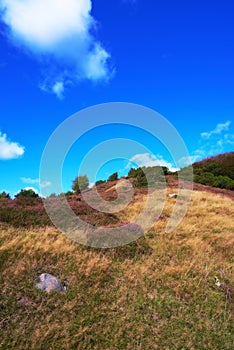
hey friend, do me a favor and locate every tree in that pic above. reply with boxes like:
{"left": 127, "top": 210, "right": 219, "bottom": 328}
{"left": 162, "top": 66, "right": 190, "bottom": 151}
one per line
{"left": 162, "top": 167, "right": 169, "bottom": 175}
{"left": 95, "top": 180, "right": 106, "bottom": 186}
{"left": 108, "top": 172, "right": 118, "bottom": 182}
{"left": 72, "top": 175, "right": 89, "bottom": 194}
{"left": 0, "top": 191, "right": 10, "bottom": 199}
{"left": 48, "top": 193, "right": 57, "bottom": 198}
{"left": 15, "top": 189, "right": 39, "bottom": 198}
{"left": 65, "top": 190, "right": 74, "bottom": 197}
{"left": 128, "top": 168, "right": 138, "bottom": 178}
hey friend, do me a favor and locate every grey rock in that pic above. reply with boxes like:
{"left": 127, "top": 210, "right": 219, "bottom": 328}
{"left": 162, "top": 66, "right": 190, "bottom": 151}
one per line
{"left": 35, "top": 273, "right": 66, "bottom": 293}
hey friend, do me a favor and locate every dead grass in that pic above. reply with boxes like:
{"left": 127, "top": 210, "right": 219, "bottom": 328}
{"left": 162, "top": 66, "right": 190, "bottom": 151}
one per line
{"left": 0, "top": 189, "right": 233, "bottom": 349}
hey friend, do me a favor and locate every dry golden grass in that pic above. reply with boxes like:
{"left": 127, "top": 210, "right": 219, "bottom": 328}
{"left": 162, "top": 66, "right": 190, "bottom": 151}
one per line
{"left": 0, "top": 189, "right": 233, "bottom": 349}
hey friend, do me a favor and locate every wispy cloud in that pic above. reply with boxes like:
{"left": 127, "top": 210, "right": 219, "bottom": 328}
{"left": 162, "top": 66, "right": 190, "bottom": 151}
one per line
{"left": 52, "top": 81, "right": 65, "bottom": 100}
{"left": 21, "top": 177, "right": 39, "bottom": 184}
{"left": 178, "top": 120, "right": 234, "bottom": 168}
{"left": 177, "top": 155, "right": 200, "bottom": 167}
{"left": 0, "top": 132, "right": 24, "bottom": 160}
{"left": 0, "top": 0, "right": 113, "bottom": 98}
{"left": 21, "top": 177, "right": 51, "bottom": 188}
{"left": 198, "top": 121, "right": 233, "bottom": 155}
{"left": 201, "top": 121, "right": 231, "bottom": 139}
{"left": 129, "top": 153, "right": 178, "bottom": 172}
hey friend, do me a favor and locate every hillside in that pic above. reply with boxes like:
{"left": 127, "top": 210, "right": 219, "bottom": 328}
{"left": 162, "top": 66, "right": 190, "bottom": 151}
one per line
{"left": 190, "top": 152, "right": 234, "bottom": 190}
{"left": 193, "top": 152, "right": 234, "bottom": 179}
{"left": 0, "top": 184, "right": 234, "bottom": 349}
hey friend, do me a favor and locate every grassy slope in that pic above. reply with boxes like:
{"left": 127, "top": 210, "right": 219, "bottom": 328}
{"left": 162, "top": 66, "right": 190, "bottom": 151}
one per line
{"left": 0, "top": 189, "right": 234, "bottom": 350}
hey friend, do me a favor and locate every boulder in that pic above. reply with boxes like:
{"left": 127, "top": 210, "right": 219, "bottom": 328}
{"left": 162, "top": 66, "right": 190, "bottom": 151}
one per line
{"left": 35, "top": 273, "right": 66, "bottom": 293}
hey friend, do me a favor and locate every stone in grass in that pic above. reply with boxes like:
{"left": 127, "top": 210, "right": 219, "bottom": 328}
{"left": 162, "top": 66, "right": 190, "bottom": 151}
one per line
{"left": 35, "top": 273, "right": 66, "bottom": 293}
{"left": 168, "top": 193, "right": 177, "bottom": 198}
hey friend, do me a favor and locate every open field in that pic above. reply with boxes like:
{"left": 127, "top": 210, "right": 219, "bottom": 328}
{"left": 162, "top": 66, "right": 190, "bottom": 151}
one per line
{"left": 0, "top": 187, "right": 234, "bottom": 349}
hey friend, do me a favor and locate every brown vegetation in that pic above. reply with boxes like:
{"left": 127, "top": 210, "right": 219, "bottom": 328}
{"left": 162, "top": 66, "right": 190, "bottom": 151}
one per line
{"left": 0, "top": 183, "right": 233, "bottom": 349}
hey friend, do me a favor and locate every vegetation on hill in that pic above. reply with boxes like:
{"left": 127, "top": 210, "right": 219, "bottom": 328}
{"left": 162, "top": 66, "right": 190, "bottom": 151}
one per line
{"left": 107, "top": 172, "right": 118, "bottom": 182}
{"left": 128, "top": 166, "right": 169, "bottom": 188}
{"left": 72, "top": 175, "right": 89, "bottom": 194}
{"left": 194, "top": 152, "right": 234, "bottom": 179}
{"left": 0, "top": 189, "right": 233, "bottom": 349}
{"left": 15, "top": 189, "right": 39, "bottom": 198}
{"left": 0, "top": 191, "right": 10, "bottom": 199}
{"left": 180, "top": 152, "right": 234, "bottom": 190}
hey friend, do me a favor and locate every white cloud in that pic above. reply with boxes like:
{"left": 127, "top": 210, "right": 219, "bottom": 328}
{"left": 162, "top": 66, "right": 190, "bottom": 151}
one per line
{"left": 129, "top": 153, "right": 178, "bottom": 172}
{"left": 0, "top": 0, "right": 112, "bottom": 97}
{"left": 181, "top": 121, "right": 234, "bottom": 167}
{"left": 40, "top": 181, "right": 52, "bottom": 189}
{"left": 178, "top": 155, "right": 200, "bottom": 167}
{"left": 52, "top": 81, "right": 65, "bottom": 99}
{"left": 201, "top": 121, "right": 231, "bottom": 139}
{"left": 199, "top": 121, "right": 233, "bottom": 156}
{"left": 21, "top": 177, "right": 51, "bottom": 188}
{"left": 0, "top": 132, "right": 24, "bottom": 160}
{"left": 21, "top": 177, "right": 39, "bottom": 184}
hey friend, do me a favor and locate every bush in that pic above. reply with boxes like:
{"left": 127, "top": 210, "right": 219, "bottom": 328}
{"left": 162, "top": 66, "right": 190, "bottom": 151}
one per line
{"left": 15, "top": 189, "right": 39, "bottom": 198}
{"left": 72, "top": 175, "right": 89, "bottom": 194}
{"left": 129, "top": 166, "right": 165, "bottom": 188}
{"left": 0, "top": 191, "right": 10, "bottom": 199}
{"left": 95, "top": 180, "right": 106, "bottom": 186}
{"left": 65, "top": 191, "right": 74, "bottom": 197}
{"left": 213, "top": 175, "right": 234, "bottom": 190}
{"left": 108, "top": 172, "right": 118, "bottom": 182}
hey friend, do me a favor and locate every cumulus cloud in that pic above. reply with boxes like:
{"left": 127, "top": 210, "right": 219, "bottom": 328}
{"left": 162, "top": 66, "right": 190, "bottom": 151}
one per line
{"left": 129, "top": 153, "right": 178, "bottom": 172}
{"left": 0, "top": 132, "right": 24, "bottom": 160}
{"left": 0, "top": 0, "right": 112, "bottom": 97}
{"left": 21, "top": 177, "right": 51, "bottom": 188}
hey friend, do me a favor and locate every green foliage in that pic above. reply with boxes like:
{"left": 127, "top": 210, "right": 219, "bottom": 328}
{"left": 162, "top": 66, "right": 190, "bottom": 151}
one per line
{"left": 72, "top": 175, "right": 89, "bottom": 194}
{"left": 15, "top": 189, "right": 39, "bottom": 198}
{"left": 108, "top": 172, "right": 118, "bottom": 181}
{"left": 0, "top": 191, "right": 10, "bottom": 199}
{"left": 65, "top": 191, "right": 74, "bottom": 197}
{"left": 193, "top": 152, "right": 234, "bottom": 180}
{"left": 128, "top": 168, "right": 139, "bottom": 178}
{"left": 190, "top": 152, "right": 234, "bottom": 190}
{"left": 129, "top": 166, "right": 165, "bottom": 188}
{"left": 133, "top": 169, "right": 148, "bottom": 188}
{"left": 95, "top": 180, "right": 106, "bottom": 186}
{"left": 213, "top": 176, "right": 234, "bottom": 190}
{"left": 179, "top": 166, "right": 194, "bottom": 181}
{"left": 162, "top": 166, "right": 169, "bottom": 175}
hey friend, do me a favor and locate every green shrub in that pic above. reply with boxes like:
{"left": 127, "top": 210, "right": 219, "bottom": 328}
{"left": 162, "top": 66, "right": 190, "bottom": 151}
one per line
{"left": 108, "top": 172, "right": 118, "bottom": 181}
{"left": 72, "top": 175, "right": 89, "bottom": 194}
{"left": 15, "top": 189, "right": 39, "bottom": 198}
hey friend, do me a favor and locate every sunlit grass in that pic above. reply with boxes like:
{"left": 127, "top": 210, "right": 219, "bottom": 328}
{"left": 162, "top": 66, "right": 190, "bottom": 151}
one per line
{"left": 0, "top": 189, "right": 233, "bottom": 349}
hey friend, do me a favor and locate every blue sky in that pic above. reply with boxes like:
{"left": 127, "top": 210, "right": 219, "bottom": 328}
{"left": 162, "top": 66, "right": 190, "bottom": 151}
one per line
{"left": 0, "top": 0, "right": 233, "bottom": 197}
